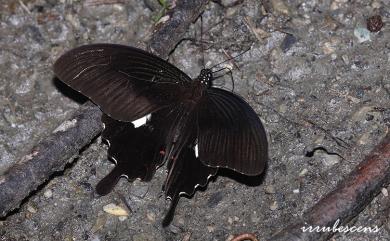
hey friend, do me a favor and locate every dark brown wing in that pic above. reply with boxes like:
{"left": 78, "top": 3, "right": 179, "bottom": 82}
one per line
{"left": 196, "top": 88, "right": 268, "bottom": 176}
{"left": 54, "top": 44, "right": 191, "bottom": 122}
{"left": 162, "top": 147, "right": 217, "bottom": 226}
{"left": 95, "top": 114, "right": 164, "bottom": 195}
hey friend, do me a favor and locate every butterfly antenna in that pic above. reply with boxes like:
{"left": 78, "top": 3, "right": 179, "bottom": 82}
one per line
{"left": 209, "top": 47, "right": 251, "bottom": 70}
{"left": 200, "top": 14, "right": 205, "bottom": 69}
{"left": 229, "top": 68, "right": 235, "bottom": 92}
{"left": 212, "top": 67, "right": 235, "bottom": 92}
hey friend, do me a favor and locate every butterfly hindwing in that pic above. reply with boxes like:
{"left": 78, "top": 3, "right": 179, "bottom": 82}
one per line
{"left": 96, "top": 114, "right": 164, "bottom": 195}
{"left": 196, "top": 88, "right": 268, "bottom": 176}
{"left": 54, "top": 44, "right": 192, "bottom": 122}
{"left": 162, "top": 147, "right": 218, "bottom": 226}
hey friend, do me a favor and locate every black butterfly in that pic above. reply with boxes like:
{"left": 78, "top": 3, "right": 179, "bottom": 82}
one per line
{"left": 54, "top": 43, "right": 268, "bottom": 225}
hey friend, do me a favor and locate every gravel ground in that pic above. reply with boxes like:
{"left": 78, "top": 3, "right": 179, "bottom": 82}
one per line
{"left": 0, "top": 0, "right": 389, "bottom": 241}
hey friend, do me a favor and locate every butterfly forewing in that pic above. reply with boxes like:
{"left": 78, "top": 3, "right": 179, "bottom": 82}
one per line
{"left": 196, "top": 88, "right": 267, "bottom": 176}
{"left": 54, "top": 44, "right": 192, "bottom": 122}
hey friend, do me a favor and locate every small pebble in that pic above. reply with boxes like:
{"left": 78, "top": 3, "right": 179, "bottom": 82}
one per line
{"left": 182, "top": 233, "right": 191, "bottom": 241}
{"left": 91, "top": 215, "right": 107, "bottom": 233}
{"left": 178, "top": 217, "right": 185, "bottom": 225}
{"left": 293, "top": 189, "right": 300, "bottom": 194}
{"left": 168, "top": 224, "right": 181, "bottom": 234}
{"left": 278, "top": 103, "right": 288, "bottom": 113}
{"left": 281, "top": 34, "right": 297, "bottom": 52}
{"left": 53, "top": 119, "right": 77, "bottom": 133}
{"left": 226, "top": 235, "right": 235, "bottom": 241}
{"left": 354, "top": 27, "right": 371, "bottom": 43}
{"left": 330, "top": 0, "right": 348, "bottom": 11}
{"left": 322, "top": 154, "right": 340, "bottom": 167}
{"left": 102, "top": 203, "right": 128, "bottom": 216}
{"left": 44, "top": 189, "right": 53, "bottom": 198}
{"left": 322, "top": 15, "right": 339, "bottom": 30}
{"left": 299, "top": 168, "right": 308, "bottom": 177}
{"left": 341, "top": 55, "right": 349, "bottom": 65}
{"left": 365, "top": 114, "right": 374, "bottom": 121}
{"left": 27, "top": 205, "right": 37, "bottom": 213}
{"left": 358, "top": 132, "right": 370, "bottom": 145}
{"left": 221, "top": 0, "right": 238, "bottom": 6}
{"left": 90, "top": 236, "right": 100, "bottom": 241}
{"left": 252, "top": 26, "right": 271, "bottom": 40}
{"left": 371, "top": 1, "right": 381, "bottom": 9}
{"left": 146, "top": 211, "right": 156, "bottom": 222}
{"left": 367, "top": 15, "right": 384, "bottom": 32}
{"left": 270, "top": 201, "right": 278, "bottom": 211}
{"left": 207, "top": 225, "right": 215, "bottom": 232}
{"left": 381, "top": 188, "right": 388, "bottom": 197}
{"left": 352, "top": 106, "right": 374, "bottom": 121}
{"left": 271, "top": 0, "right": 290, "bottom": 15}
{"left": 156, "top": 15, "right": 169, "bottom": 24}
{"left": 322, "top": 42, "right": 336, "bottom": 55}
{"left": 265, "top": 185, "right": 276, "bottom": 194}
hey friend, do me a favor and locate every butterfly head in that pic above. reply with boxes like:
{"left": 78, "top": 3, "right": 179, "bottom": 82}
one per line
{"left": 198, "top": 68, "right": 213, "bottom": 88}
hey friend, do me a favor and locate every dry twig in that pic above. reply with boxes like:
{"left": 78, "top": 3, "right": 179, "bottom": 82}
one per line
{"left": 269, "top": 133, "right": 390, "bottom": 241}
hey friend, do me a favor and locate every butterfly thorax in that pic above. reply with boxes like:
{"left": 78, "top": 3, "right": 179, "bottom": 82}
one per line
{"left": 180, "top": 69, "right": 212, "bottom": 103}
{"left": 196, "top": 69, "right": 213, "bottom": 88}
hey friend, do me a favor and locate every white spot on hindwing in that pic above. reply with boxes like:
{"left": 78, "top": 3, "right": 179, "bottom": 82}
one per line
{"left": 131, "top": 114, "right": 151, "bottom": 128}
{"left": 194, "top": 144, "right": 199, "bottom": 158}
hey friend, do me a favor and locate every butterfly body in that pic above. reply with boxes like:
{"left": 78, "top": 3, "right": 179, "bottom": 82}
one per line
{"left": 54, "top": 43, "right": 268, "bottom": 225}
